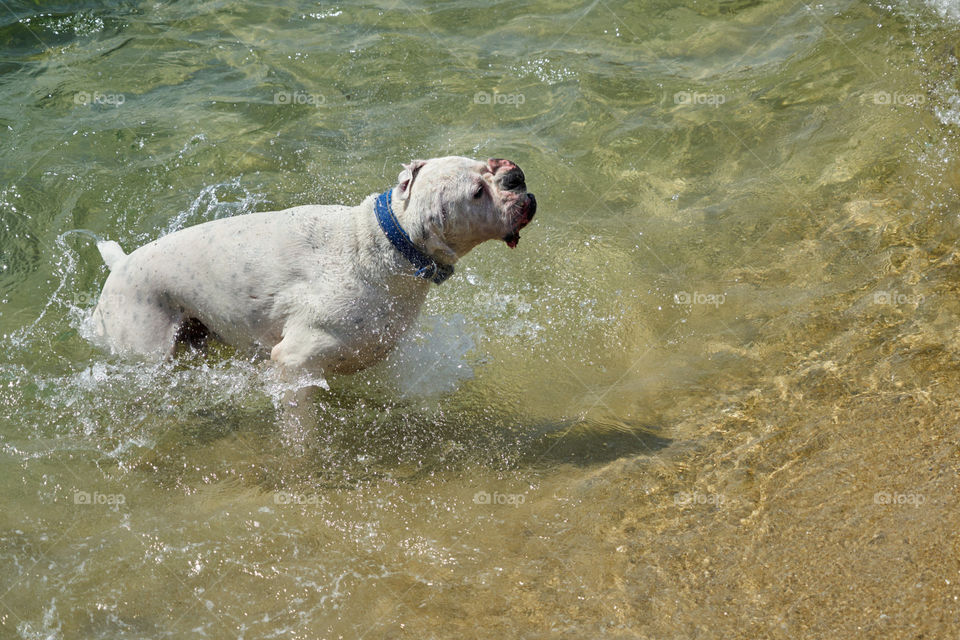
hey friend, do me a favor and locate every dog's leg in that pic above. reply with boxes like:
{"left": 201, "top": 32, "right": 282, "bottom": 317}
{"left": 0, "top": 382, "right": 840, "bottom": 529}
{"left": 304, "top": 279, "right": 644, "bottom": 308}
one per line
{"left": 275, "top": 381, "right": 321, "bottom": 454}
{"left": 91, "top": 288, "right": 181, "bottom": 358}
{"left": 269, "top": 328, "right": 338, "bottom": 447}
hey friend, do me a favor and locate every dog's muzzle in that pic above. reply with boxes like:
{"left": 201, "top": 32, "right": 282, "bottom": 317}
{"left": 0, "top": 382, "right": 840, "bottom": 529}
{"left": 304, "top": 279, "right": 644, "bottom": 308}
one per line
{"left": 489, "top": 158, "right": 536, "bottom": 248}
{"left": 504, "top": 193, "right": 536, "bottom": 248}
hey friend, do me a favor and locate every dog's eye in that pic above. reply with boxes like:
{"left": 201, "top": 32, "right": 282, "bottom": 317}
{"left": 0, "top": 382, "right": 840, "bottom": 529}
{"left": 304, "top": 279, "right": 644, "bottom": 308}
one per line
{"left": 473, "top": 185, "right": 484, "bottom": 199}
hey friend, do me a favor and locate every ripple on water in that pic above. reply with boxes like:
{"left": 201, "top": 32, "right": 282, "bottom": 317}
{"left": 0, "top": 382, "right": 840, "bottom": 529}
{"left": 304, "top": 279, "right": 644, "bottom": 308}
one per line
{"left": 4, "top": 0, "right": 960, "bottom": 636}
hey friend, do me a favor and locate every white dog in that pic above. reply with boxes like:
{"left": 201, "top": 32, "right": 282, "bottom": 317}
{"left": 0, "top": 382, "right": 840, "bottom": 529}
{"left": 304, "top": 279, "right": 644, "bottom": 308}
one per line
{"left": 89, "top": 156, "right": 536, "bottom": 382}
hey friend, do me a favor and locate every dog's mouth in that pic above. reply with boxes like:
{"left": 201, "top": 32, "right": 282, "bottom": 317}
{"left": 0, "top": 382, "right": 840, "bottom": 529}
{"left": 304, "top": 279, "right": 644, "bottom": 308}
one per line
{"left": 504, "top": 193, "right": 537, "bottom": 248}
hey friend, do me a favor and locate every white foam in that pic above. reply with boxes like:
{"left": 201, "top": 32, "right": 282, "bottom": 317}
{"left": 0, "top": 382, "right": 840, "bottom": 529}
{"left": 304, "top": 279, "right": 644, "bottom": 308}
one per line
{"left": 923, "top": 0, "right": 960, "bottom": 22}
{"left": 934, "top": 83, "right": 960, "bottom": 127}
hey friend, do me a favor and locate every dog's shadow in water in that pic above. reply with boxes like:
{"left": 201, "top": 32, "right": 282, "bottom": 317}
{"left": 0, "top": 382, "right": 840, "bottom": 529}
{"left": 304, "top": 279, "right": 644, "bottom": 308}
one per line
{"left": 144, "top": 348, "right": 671, "bottom": 487}
{"left": 272, "top": 378, "right": 673, "bottom": 471}
{"left": 512, "top": 416, "right": 672, "bottom": 468}
{"left": 318, "top": 402, "right": 670, "bottom": 483}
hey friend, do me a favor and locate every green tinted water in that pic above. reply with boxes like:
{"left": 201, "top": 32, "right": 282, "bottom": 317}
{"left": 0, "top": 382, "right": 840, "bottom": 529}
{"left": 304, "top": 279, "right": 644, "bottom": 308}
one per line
{"left": 3, "top": 0, "right": 960, "bottom": 637}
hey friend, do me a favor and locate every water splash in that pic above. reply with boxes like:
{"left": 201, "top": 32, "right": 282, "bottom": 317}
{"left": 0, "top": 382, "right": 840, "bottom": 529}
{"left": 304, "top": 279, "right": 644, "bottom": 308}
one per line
{"left": 161, "top": 178, "right": 267, "bottom": 236}
{"left": 378, "top": 314, "right": 476, "bottom": 398}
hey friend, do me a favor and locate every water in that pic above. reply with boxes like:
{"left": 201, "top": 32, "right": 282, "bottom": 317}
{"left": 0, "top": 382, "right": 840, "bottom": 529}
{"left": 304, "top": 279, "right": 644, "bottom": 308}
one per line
{"left": 2, "top": 0, "right": 960, "bottom": 636}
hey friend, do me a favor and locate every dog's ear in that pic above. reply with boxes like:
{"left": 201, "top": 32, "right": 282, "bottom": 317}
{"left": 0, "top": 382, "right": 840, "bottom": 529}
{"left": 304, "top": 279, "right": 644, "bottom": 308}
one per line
{"left": 397, "top": 159, "right": 427, "bottom": 201}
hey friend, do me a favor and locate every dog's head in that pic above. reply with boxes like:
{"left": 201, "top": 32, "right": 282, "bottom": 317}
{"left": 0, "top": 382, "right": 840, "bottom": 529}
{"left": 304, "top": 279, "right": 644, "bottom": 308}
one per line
{"left": 393, "top": 155, "right": 537, "bottom": 264}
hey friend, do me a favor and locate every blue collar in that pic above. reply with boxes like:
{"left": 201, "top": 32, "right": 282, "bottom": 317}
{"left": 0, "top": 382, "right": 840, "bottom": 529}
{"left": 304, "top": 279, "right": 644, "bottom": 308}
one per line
{"left": 374, "top": 189, "right": 454, "bottom": 285}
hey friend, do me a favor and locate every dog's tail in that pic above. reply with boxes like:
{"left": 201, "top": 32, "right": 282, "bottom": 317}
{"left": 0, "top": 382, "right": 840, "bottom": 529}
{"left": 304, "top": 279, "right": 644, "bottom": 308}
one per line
{"left": 60, "top": 229, "right": 127, "bottom": 271}
{"left": 96, "top": 240, "right": 126, "bottom": 270}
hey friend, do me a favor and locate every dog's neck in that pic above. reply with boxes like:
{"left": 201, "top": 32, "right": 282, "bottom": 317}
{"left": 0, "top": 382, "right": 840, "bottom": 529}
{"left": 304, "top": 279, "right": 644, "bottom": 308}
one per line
{"left": 369, "top": 189, "right": 455, "bottom": 285}
{"left": 391, "top": 187, "right": 462, "bottom": 267}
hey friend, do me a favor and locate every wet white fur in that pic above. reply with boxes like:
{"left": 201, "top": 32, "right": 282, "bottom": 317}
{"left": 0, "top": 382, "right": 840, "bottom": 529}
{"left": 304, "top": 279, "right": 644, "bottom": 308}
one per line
{"left": 89, "top": 156, "right": 528, "bottom": 377}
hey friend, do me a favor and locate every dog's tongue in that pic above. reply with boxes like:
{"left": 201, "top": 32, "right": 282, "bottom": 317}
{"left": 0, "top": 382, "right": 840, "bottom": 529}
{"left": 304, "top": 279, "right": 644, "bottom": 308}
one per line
{"left": 504, "top": 231, "right": 520, "bottom": 248}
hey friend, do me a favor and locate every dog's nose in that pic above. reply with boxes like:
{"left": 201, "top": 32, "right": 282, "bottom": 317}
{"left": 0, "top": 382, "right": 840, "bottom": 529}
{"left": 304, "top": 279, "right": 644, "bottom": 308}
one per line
{"left": 498, "top": 168, "right": 526, "bottom": 192}
{"left": 488, "top": 158, "right": 527, "bottom": 191}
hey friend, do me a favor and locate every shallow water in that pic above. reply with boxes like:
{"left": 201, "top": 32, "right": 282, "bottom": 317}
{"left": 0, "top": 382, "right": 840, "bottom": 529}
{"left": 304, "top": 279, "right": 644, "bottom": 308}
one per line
{"left": 3, "top": 0, "right": 960, "bottom": 637}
